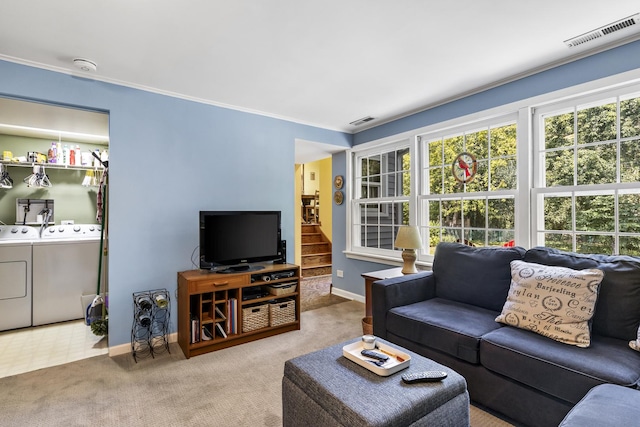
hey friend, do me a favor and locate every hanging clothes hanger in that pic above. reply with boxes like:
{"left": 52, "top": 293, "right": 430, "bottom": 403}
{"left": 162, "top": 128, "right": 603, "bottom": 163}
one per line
{"left": 0, "top": 164, "right": 13, "bottom": 189}
{"left": 24, "top": 164, "right": 52, "bottom": 188}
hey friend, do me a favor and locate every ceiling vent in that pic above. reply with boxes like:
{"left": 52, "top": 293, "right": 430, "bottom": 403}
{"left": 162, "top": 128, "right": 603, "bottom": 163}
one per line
{"left": 349, "top": 116, "right": 375, "bottom": 126}
{"left": 565, "top": 13, "right": 640, "bottom": 48}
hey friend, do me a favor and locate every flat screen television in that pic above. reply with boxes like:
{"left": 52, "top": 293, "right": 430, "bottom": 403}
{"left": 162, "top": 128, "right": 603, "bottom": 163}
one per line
{"left": 199, "top": 210, "right": 282, "bottom": 272}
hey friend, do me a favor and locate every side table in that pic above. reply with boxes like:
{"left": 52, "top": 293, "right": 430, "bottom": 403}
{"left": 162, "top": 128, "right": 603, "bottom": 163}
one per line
{"left": 361, "top": 267, "right": 404, "bottom": 334}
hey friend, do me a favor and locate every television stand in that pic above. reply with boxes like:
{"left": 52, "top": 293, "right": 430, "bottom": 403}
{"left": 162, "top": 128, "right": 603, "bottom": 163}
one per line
{"left": 178, "top": 263, "right": 301, "bottom": 358}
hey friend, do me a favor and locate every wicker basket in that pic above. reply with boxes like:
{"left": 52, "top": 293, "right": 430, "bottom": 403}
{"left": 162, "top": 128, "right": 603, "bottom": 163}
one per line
{"left": 269, "top": 299, "right": 296, "bottom": 327}
{"left": 242, "top": 303, "right": 269, "bottom": 332}
{"left": 266, "top": 282, "right": 297, "bottom": 296}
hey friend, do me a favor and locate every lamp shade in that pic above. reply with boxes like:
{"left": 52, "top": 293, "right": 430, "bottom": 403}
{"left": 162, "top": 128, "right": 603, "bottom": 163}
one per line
{"left": 394, "top": 226, "right": 422, "bottom": 250}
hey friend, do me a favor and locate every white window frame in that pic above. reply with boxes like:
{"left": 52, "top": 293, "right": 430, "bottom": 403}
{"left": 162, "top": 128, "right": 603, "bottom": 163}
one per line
{"left": 344, "top": 69, "right": 640, "bottom": 267}
{"left": 348, "top": 139, "right": 414, "bottom": 260}
{"left": 531, "top": 82, "right": 640, "bottom": 254}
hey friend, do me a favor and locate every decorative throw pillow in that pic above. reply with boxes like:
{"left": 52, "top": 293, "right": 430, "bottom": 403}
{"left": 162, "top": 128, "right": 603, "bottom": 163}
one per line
{"left": 629, "top": 325, "right": 640, "bottom": 352}
{"left": 495, "top": 260, "right": 604, "bottom": 347}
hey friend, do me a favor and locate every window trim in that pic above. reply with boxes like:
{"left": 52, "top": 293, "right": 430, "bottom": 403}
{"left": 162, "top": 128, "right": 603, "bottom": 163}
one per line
{"left": 345, "top": 69, "right": 640, "bottom": 267}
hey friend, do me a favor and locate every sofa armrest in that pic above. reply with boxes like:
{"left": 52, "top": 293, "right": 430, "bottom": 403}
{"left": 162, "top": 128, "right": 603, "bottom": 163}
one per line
{"left": 371, "top": 271, "right": 435, "bottom": 339}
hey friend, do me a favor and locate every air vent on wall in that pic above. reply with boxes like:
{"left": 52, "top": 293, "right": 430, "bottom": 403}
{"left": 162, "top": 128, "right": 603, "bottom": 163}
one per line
{"left": 349, "top": 116, "right": 375, "bottom": 126}
{"left": 565, "top": 13, "right": 640, "bottom": 48}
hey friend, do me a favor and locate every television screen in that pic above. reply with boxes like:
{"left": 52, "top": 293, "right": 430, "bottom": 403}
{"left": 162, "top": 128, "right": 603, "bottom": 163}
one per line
{"left": 199, "top": 211, "right": 282, "bottom": 271}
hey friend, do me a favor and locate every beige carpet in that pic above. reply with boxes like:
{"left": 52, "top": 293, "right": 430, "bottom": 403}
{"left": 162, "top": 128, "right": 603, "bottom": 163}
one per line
{"left": 0, "top": 299, "right": 511, "bottom": 426}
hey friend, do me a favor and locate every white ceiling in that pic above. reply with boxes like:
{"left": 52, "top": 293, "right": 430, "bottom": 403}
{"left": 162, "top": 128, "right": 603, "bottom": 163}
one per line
{"left": 1, "top": 1, "right": 640, "bottom": 159}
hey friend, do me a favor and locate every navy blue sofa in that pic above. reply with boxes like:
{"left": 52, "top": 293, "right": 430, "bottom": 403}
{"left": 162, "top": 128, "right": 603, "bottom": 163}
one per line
{"left": 372, "top": 242, "right": 640, "bottom": 427}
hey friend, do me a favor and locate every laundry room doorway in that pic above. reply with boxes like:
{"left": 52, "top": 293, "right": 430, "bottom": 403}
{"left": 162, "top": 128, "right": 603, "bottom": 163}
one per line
{"left": 0, "top": 97, "right": 110, "bottom": 379}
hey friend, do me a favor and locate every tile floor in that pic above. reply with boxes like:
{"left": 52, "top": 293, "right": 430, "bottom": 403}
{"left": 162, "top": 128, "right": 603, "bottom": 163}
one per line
{"left": 0, "top": 320, "right": 108, "bottom": 379}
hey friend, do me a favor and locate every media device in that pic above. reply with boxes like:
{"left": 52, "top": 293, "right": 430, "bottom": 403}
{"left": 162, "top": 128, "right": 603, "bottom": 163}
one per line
{"left": 199, "top": 210, "right": 282, "bottom": 273}
{"left": 275, "top": 239, "right": 287, "bottom": 264}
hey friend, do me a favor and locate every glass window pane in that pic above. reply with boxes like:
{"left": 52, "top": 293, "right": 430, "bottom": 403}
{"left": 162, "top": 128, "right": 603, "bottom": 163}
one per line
{"left": 466, "top": 229, "right": 485, "bottom": 246}
{"left": 429, "top": 167, "right": 443, "bottom": 194}
{"left": 491, "top": 123, "right": 517, "bottom": 157}
{"left": 621, "top": 139, "right": 640, "bottom": 183}
{"left": 488, "top": 198, "right": 515, "bottom": 229}
{"left": 488, "top": 230, "right": 514, "bottom": 247}
{"left": 577, "top": 103, "right": 616, "bottom": 144}
{"left": 620, "top": 96, "right": 640, "bottom": 139}
{"left": 465, "top": 160, "right": 487, "bottom": 193}
{"left": 544, "top": 233, "right": 573, "bottom": 252}
{"left": 428, "top": 228, "right": 441, "bottom": 255}
{"left": 619, "top": 193, "right": 640, "bottom": 233}
{"left": 544, "top": 196, "right": 572, "bottom": 230}
{"left": 442, "top": 200, "right": 462, "bottom": 227}
{"left": 443, "top": 227, "right": 461, "bottom": 243}
{"left": 463, "top": 199, "right": 485, "bottom": 228}
{"left": 399, "top": 171, "right": 410, "bottom": 196}
{"left": 577, "top": 144, "right": 616, "bottom": 185}
{"left": 576, "top": 234, "right": 614, "bottom": 254}
{"left": 490, "top": 156, "right": 517, "bottom": 190}
{"left": 466, "top": 129, "right": 488, "bottom": 159}
{"left": 576, "top": 195, "right": 614, "bottom": 232}
{"left": 428, "top": 200, "right": 440, "bottom": 225}
{"left": 444, "top": 135, "right": 464, "bottom": 164}
{"left": 380, "top": 226, "right": 394, "bottom": 249}
{"left": 445, "top": 168, "right": 463, "bottom": 194}
{"left": 545, "top": 149, "right": 574, "bottom": 186}
{"left": 400, "top": 149, "right": 410, "bottom": 172}
{"left": 545, "top": 112, "right": 574, "bottom": 149}
{"left": 429, "top": 139, "right": 443, "bottom": 166}
{"left": 385, "top": 151, "right": 397, "bottom": 174}
{"left": 620, "top": 236, "right": 640, "bottom": 256}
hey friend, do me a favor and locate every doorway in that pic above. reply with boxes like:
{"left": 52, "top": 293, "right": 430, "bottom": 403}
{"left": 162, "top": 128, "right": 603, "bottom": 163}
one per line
{"left": 0, "top": 97, "right": 109, "bottom": 379}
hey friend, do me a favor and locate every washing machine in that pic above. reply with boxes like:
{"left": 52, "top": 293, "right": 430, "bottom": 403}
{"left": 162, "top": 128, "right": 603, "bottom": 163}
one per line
{"left": 0, "top": 225, "right": 39, "bottom": 331}
{"left": 32, "top": 224, "right": 104, "bottom": 326}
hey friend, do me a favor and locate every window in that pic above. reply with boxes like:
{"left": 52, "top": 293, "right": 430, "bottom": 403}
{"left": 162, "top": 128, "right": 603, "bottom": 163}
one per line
{"left": 419, "top": 117, "right": 518, "bottom": 255}
{"left": 533, "top": 90, "right": 640, "bottom": 255}
{"left": 351, "top": 143, "right": 411, "bottom": 255}
{"left": 345, "top": 76, "right": 640, "bottom": 265}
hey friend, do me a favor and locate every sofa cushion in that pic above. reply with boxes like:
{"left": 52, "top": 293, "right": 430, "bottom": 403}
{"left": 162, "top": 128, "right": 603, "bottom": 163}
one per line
{"left": 495, "top": 260, "right": 603, "bottom": 347}
{"left": 524, "top": 247, "right": 640, "bottom": 341}
{"left": 481, "top": 327, "right": 640, "bottom": 404}
{"left": 559, "top": 384, "right": 640, "bottom": 427}
{"left": 433, "top": 242, "right": 525, "bottom": 312}
{"left": 386, "top": 297, "right": 503, "bottom": 364}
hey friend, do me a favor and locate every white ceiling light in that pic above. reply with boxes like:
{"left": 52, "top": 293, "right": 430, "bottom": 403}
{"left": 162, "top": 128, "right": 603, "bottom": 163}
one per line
{"left": 72, "top": 58, "right": 97, "bottom": 72}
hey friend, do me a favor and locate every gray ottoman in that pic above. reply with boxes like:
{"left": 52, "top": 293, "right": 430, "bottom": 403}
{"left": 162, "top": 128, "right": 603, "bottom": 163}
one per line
{"left": 559, "top": 384, "right": 640, "bottom": 427}
{"left": 282, "top": 338, "right": 469, "bottom": 427}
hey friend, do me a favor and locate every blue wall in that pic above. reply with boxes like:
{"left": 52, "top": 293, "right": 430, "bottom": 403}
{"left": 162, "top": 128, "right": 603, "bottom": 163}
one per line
{"left": 330, "top": 39, "right": 640, "bottom": 298}
{"left": 0, "top": 60, "right": 351, "bottom": 347}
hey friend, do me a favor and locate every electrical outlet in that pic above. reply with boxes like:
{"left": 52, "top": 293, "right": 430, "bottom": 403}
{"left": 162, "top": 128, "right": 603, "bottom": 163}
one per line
{"left": 337, "top": 270, "right": 344, "bottom": 278}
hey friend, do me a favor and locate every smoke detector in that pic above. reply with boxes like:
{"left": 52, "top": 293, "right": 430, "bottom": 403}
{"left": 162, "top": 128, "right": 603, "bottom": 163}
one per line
{"left": 565, "top": 13, "right": 640, "bottom": 48}
{"left": 73, "top": 58, "right": 97, "bottom": 72}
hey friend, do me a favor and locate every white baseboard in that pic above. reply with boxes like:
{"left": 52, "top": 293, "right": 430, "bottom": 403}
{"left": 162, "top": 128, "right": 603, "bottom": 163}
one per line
{"left": 108, "top": 332, "right": 178, "bottom": 357}
{"left": 331, "top": 287, "right": 364, "bottom": 304}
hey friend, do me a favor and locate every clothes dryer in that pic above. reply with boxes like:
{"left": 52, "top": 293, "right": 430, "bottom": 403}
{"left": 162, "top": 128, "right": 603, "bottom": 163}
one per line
{"left": 0, "top": 225, "right": 39, "bottom": 331}
{"left": 32, "top": 224, "right": 103, "bottom": 326}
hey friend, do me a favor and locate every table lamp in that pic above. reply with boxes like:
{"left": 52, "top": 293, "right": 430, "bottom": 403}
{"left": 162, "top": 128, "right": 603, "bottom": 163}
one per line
{"left": 394, "top": 226, "right": 423, "bottom": 274}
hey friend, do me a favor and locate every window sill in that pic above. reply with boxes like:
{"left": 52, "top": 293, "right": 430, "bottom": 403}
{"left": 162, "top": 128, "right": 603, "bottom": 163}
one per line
{"left": 343, "top": 250, "right": 433, "bottom": 270}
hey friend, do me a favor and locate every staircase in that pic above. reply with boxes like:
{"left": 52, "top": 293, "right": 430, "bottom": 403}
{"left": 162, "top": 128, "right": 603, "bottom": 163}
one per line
{"left": 301, "top": 223, "right": 332, "bottom": 278}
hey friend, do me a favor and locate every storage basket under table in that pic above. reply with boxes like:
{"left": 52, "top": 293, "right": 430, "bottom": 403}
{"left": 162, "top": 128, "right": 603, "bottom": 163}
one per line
{"left": 242, "top": 303, "right": 269, "bottom": 332}
{"left": 269, "top": 298, "right": 296, "bottom": 327}
{"left": 267, "top": 282, "right": 297, "bottom": 296}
